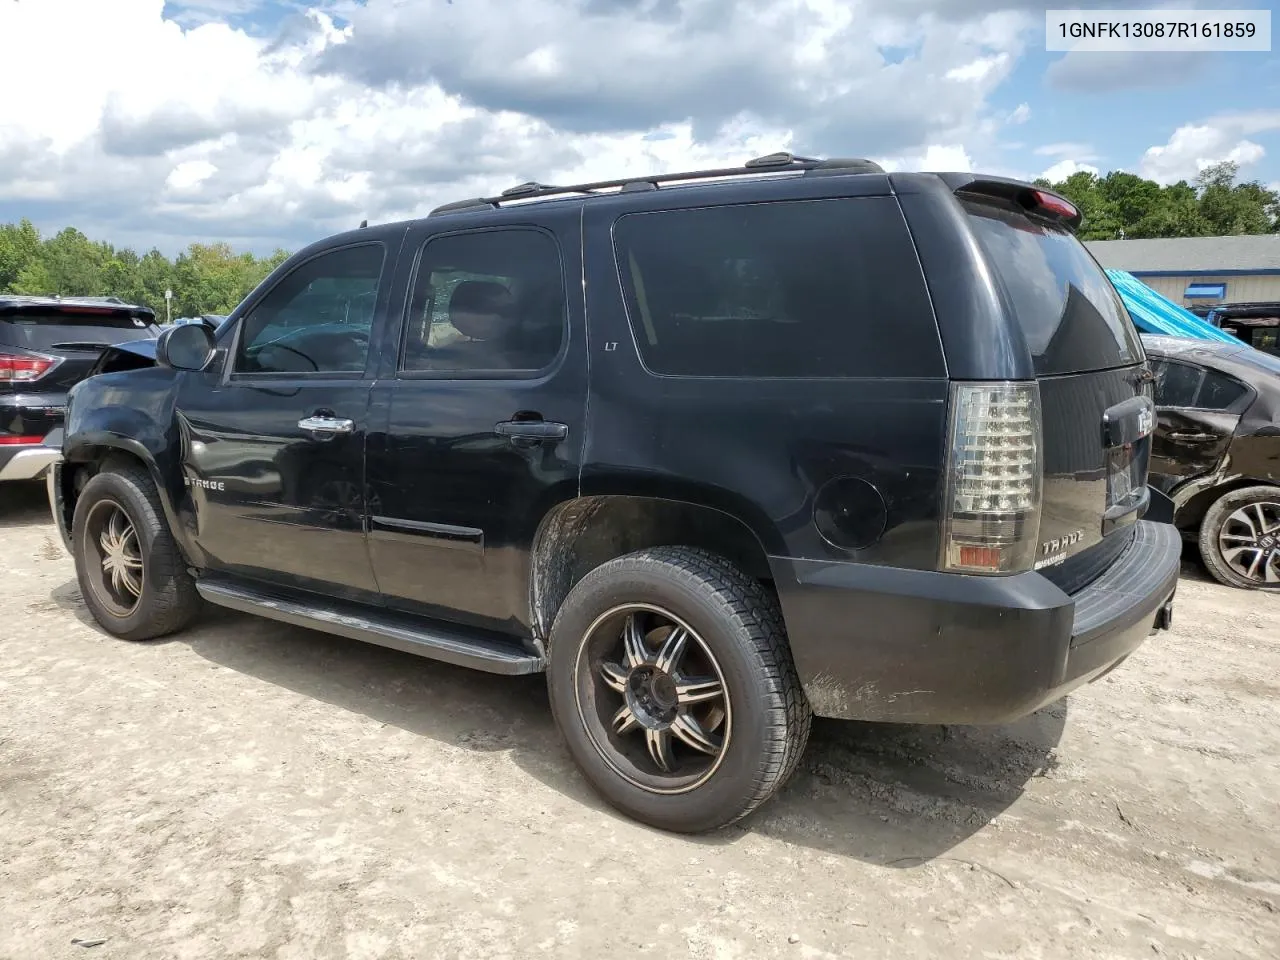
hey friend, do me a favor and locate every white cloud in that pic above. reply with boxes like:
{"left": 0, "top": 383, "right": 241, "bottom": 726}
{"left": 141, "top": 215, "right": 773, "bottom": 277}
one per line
{"left": 0, "top": 0, "right": 1049, "bottom": 252}
{"left": 945, "top": 54, "right": 1009, "bottom": 83}
{"left": 165, "top": 160, "right": 219, "bottom": 193}
{"left": 922, "top": 144, "right": 974, "bottom": 170}
{"left": 1139, "top": 112, "right": 1280, "bottom": 183}
{"left": 1039, "top": 159, "right": 1100, "bottom": 182}
{"left": 875, "top": 143, "right": 973, "bottom": 172}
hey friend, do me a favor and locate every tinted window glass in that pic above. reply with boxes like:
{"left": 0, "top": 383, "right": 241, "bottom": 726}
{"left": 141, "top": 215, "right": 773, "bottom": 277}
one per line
{"left": 1152, "top": 360, "right": 1204, "bottom": 407}
{"left": 234, "top": 244, "right": 383, "bottom": 375}
{"left": 612, "top": 197, "right": 943, "bottom": 378}
{"left": 1197, "top": 370, "right": 1248, "bottom": 410}
{"left": 964, "top": 200, "right": 1142, "bottom": 375}
{"left": 402, "top": 229, "right": 565, "bottom": 375}
{"left": 1245, "top": 329, "right": 1280, "bottom": 359}
{"left": 1, "top": 312, "right": 158, "bottom": 350}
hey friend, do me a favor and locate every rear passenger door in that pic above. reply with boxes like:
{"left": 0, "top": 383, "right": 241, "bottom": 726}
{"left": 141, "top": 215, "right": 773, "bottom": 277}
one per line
{"left": 366, "top": 208, "right": 587, "bottom": 634}
{"left": 1148, "top": 357, "right": 1248, "bottom": 487}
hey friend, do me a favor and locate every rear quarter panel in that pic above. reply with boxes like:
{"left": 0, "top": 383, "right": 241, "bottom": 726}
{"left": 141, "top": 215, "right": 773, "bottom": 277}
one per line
{"left": 579, "top": 192, "right": 949, "bottom": 569}
{"left": 1235, "top": 368, "right": 1280, "bottom": 484}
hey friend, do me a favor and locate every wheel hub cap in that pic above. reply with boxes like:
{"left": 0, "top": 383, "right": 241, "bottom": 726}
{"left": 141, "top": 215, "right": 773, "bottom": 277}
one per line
{"left": 85, "top": 500, "right": 145, "bottom": 616}
{"left": 1218, "top": 501, "right": 1280, "bottom": 584}
{"left": 626, "top": 666, "right": 680, "bottom": 728}
{"left": 575, "top": 604, "right": 732, "bottom": 793}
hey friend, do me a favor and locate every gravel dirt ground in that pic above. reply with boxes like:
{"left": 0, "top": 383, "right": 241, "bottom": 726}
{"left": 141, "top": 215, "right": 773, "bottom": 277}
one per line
{"left": 2, "top": 478, "right": 1278, "bottom": 960}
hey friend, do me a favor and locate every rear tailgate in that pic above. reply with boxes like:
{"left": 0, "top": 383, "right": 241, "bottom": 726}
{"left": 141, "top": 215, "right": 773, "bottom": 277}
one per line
{"left": 2, "top": 304, "right": 160, "bottom": 441}
{"left": 963, "top": 197, "right": 1153, "bottom": 592}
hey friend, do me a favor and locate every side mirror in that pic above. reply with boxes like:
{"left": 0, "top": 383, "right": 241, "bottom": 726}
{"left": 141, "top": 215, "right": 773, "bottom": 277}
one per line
{"left": 156, "top": 322, "right": 216, "bottom": 372}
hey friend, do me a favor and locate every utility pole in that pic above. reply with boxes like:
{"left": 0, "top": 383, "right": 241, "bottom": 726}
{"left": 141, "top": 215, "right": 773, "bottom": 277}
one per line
{"left": 164, "top": 288, "right": 172, "bottom": 325}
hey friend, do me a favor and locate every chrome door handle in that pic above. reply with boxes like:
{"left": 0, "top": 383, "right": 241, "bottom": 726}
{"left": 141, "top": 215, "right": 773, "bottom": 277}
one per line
{"left": 495, "top": 419, "right": 568, "bottom": 441}
{"left": 298, "top": 415, "right": 354, "bottom": 436}
{"left": 1168, "top": 431, "right": 1216, "bottom": 442}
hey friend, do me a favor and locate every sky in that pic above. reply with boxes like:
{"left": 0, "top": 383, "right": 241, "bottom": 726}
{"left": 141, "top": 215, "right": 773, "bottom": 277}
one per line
{"left": 0, "top": 0, "right": 1276, "bottom": 256}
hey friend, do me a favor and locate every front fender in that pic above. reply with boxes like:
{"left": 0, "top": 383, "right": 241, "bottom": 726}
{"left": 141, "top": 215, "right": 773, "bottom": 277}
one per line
{"left": 62, "top": 367, "right": 193, "bottom": 562}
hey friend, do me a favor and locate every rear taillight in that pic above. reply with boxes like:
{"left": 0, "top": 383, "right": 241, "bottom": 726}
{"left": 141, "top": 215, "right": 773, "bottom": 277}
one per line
{"left": 941, "top": 381, "right": 1043, "bottom": 575}
{"left": 0, "top": 352, "right": 56, "bottom": 383}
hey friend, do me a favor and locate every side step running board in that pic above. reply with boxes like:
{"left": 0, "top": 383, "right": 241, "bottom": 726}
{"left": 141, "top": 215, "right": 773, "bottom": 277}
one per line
{"left": 196, "top": 579, "right": 545, "bottom": 676}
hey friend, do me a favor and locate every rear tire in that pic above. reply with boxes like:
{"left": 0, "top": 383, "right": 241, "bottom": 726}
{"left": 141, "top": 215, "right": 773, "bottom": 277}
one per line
{"left": 546, "top": 546, "right": 811, "bottom": 833}
{"left": 1197, "top": 485, "right": 1280, "bottom": 590}
{"left": 72, "top": 464, "right": 201, "bottom": 640}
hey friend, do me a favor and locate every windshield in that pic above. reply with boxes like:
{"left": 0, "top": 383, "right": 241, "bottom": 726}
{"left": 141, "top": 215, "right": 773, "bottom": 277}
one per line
{"left": 0, "top": 310, "right": 160, "bottom": 351}
{"left": 964, "top": 200, "right": 1143, "bottom": 375}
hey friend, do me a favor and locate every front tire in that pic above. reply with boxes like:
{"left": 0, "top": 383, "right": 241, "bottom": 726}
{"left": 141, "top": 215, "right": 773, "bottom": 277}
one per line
{"left": 1198, "top": 485, "right": 1280, "bottom": 590}
{"left": 71, "top": 464, "right": 201, "bottom": 640}
{"left": 546, "top": 546, "right": 811, "bottom": 833}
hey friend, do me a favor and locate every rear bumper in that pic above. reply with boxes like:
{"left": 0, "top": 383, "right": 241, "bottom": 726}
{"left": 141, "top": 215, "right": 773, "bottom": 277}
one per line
{"left": 774, "top": 519, "right": 1180, "bottom": 724}
{"left": 0, "top": 391, "right": 66, "bottom": 445}
{"left": 47, "top": 457, "right": 72, "bottom": 554}
{"left": 0, "top": 442, "right": 61, "bottom": 482}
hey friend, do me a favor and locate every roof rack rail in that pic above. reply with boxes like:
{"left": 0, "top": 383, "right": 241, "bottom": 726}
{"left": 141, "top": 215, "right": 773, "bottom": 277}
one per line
{"left": 501, "top": 181, "right": 560, "bottom": 197}
{"left": 428, "top": 152, "right": 884, "bottom": 217}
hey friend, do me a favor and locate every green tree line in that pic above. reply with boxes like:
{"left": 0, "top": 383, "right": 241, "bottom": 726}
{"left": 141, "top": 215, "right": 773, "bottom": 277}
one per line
{"left": 1035, "top": 161, "right": 1280, "bottom": 241}
{"left": 0, "top": 221, "right": 290, "bottom": 321}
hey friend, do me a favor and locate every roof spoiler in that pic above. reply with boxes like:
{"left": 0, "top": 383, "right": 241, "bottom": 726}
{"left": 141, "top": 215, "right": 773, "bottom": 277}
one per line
{"left": 938, "top": 173, "right": 1084, "bottom": 231}
{"left": 0, "top": 298, "right": 156, "bottom": 319}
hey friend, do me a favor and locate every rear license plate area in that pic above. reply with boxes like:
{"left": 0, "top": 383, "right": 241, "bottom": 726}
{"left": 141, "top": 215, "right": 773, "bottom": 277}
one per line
{"left": 1106, "top": 436, "right": 1150, "bottom": 513}
{"left": 1101, "top": 394, "right": 1155, "bottom": 523}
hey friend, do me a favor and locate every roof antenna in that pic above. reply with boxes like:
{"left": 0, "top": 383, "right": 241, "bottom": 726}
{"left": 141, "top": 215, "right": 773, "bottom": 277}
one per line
{"left": 359, "top": 219, "right": 368, "bottom": 229}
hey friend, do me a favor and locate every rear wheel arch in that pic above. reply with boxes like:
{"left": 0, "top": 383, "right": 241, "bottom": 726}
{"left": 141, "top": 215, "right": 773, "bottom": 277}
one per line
{"left": 1175, "top": 476, "right": 1274, "bottom": 534}
{"left": 528, "top": 494, "right": 779, "bottom": 645}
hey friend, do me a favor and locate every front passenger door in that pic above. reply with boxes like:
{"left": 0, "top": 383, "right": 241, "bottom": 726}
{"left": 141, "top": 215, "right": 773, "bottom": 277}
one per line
{"left": 176, "top": 241, "right": 392, "bottom": 602}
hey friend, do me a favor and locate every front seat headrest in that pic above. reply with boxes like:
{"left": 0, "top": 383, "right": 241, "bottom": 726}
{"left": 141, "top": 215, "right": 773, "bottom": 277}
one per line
{"left": 449, "top": 280, "right": 515, "bottom": 341}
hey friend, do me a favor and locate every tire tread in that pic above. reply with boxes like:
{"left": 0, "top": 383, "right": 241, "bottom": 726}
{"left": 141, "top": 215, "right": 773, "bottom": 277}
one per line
{"left": 556, "top": 545, "right": 811, "bottom": 829}
{"left": 1197, "top": 485, "right": 1280, "bottom": 591}
{"left": 74, "top": 462, "right": 201, "bottom": 640}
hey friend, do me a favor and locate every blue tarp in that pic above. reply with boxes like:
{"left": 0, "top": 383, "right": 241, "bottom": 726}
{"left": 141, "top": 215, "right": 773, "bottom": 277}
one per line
{"left": 1106, "top": 269, "right": 1242, "bottom": 343}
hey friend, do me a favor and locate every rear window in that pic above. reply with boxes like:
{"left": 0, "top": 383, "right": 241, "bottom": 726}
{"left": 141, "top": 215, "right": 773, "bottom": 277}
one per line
{"left": 612, "top": 197, "right": 944, "bottom": 378}
{"left": 1150, "top": 358, "right": 1251, "bottom": 411}
{"left": 963, "top": 200, "right": 1142, "bottom": 375}
{"left": 1, "top": 310, "right": 158, "bottom": 351}
{"left": 1151, "top": 359, "right": 1203, "bottom": 407}
{"left": 1198, "top": 370, "right": 1249, "bottom": 410}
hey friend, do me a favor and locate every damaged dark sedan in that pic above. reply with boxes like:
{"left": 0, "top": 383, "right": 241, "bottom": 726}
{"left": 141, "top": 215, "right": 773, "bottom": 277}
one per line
{"left": 1142, "top": 333, "right": 1280, "bottom": 589}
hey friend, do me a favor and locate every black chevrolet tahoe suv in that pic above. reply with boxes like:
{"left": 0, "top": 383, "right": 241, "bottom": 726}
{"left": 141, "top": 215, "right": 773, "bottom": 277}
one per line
{"left": 1, "top": 296, "right": 160, "bottom": 483}
{"left": 47, "top": 153, "right": 1180, "bottom": 833}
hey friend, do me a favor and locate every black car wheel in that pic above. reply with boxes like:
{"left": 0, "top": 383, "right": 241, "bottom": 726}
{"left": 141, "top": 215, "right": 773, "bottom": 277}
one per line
{"left": 1198, "top": 485, "right": 1280, "bottom": 590}
{"left": 72, "top": 464, "right": 202, "bottom": 640}
{"left": 547, "top": 546, "right": 811, "bottom": 833}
